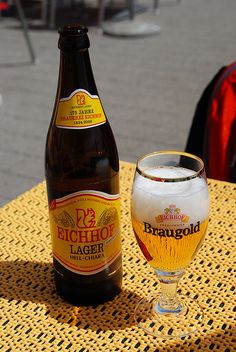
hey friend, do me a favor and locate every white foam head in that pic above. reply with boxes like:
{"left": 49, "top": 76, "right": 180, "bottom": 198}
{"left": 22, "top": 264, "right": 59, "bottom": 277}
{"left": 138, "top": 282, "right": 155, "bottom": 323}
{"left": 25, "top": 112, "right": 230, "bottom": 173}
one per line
{"left": 131, "top": 167, "right": 209, "bottom": 225}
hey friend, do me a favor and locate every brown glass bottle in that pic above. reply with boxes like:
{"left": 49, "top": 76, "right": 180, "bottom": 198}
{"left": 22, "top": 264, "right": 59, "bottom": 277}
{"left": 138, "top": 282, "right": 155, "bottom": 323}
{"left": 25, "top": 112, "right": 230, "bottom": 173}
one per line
{"left": 45, "top": 25, "right": 122, "bottom": 306}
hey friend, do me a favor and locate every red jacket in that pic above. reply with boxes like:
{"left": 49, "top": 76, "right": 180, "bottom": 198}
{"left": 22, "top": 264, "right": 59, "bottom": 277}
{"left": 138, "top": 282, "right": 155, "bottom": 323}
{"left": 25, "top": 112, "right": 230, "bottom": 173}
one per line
{"left": 206, "top": 61, "right": 236, "bottom": 181}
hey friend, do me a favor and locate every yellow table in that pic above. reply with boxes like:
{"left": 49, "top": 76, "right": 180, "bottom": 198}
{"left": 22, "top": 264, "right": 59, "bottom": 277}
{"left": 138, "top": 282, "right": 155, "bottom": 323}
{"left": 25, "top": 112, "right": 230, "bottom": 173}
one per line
{"left": 1, "top": 161, "right": 235, "bottom": 351}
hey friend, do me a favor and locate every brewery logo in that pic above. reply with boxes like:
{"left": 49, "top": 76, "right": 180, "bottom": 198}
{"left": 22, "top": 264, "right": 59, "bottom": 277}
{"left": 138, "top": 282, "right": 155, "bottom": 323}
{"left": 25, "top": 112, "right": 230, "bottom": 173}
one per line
{"left": 155, "top": 204, "right": 189, "bottom": 223}
{"left": 53, "top": 206, "right": 118, "bottom": 239}
{"left": 76, "top": 208, "right": 96, "bottom": 228}
{"left": 76, "top": 93, "right": 86, "bottom": 105}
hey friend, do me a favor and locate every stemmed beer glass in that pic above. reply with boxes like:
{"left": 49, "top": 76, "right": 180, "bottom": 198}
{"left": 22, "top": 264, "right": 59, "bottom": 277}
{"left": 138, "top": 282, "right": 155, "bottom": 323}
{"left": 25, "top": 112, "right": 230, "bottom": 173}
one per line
{"left": 131, "top": 151, "right": 209, "bottom": 338}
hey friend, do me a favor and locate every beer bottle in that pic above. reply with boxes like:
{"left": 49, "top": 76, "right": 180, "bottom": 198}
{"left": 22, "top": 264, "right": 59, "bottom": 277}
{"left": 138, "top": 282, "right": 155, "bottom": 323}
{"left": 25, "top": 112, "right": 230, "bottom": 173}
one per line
{"left": 45, "top": 25, "right": 122, "bottom": 306}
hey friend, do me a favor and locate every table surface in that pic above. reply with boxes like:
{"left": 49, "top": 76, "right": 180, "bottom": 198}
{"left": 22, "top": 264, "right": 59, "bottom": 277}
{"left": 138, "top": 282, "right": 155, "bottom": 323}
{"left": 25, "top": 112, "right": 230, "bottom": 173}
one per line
{"left": 1, "top": 161, "right": 236, "bottom": 352}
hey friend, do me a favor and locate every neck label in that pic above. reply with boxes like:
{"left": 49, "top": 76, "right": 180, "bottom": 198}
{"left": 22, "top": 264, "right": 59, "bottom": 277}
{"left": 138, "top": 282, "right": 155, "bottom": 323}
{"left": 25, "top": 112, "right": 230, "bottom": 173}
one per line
{"left": 55, "top": 89, "right": 106, "bottom": 129}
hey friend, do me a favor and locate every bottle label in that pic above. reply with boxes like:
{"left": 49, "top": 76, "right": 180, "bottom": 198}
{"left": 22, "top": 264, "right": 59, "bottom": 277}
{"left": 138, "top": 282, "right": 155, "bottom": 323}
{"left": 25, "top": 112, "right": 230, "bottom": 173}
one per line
{"left": 55, "top": 89, "right": 106, "bottom": 129}
{"left": 49, "top": 190, "right": 121, "bottom": 275}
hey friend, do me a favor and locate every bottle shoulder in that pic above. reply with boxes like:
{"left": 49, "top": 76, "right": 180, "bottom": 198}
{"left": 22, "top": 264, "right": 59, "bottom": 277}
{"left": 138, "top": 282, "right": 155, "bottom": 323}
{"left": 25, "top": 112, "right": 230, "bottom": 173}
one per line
{"left": 45, "top": 122, "right": 119, "bottom": 180}
{"left": 46, "top": 121, "right": 118, "bottom": 153}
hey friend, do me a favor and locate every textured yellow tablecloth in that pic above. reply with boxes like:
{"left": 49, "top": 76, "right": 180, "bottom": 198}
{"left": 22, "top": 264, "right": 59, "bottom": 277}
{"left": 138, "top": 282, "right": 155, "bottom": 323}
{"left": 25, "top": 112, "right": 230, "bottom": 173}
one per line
{"left": 1, "top": 161, "right": 235, "bottom": 352}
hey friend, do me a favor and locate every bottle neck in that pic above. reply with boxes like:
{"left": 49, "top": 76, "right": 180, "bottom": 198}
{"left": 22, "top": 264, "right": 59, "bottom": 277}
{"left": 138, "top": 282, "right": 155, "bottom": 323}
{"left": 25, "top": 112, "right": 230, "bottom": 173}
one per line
{"left": 57, "top": 49, "right": 98, "bottom": 99}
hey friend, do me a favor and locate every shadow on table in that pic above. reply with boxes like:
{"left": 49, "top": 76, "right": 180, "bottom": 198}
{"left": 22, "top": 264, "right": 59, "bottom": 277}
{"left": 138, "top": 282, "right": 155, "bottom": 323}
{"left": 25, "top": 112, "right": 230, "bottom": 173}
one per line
{"left": 1, "top": 259, "right": 141, "bottom": 330}
{"left": 2, "top": 259, "right": 235, "bottom": 349}
{"left": 157, "top": 327, "right": 236, "bottom": 352}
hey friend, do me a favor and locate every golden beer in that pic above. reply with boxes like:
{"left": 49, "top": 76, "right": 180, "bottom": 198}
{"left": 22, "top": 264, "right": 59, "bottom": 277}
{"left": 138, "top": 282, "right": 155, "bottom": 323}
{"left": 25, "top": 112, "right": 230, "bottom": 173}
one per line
{"left": 132, "top": 216, "right": 208, "bottom": 272}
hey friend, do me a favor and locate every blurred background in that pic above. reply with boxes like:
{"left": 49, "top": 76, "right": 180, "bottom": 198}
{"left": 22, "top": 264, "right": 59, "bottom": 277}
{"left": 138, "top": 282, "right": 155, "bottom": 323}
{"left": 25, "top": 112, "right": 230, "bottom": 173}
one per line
{"left": 0, "top": 0, "right": 236, "bottom": 206}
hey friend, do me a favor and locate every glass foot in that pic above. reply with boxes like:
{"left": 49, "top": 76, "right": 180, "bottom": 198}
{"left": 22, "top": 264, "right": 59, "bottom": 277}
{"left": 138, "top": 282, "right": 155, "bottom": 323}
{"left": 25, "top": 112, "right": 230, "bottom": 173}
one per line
{"left": 134, "top": 293, "right": 204, "bottom": 338}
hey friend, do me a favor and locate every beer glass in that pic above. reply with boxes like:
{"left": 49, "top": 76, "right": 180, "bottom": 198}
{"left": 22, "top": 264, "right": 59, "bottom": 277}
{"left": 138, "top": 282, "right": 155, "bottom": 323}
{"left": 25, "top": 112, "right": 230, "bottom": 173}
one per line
{"left": 131, "top": 151, "right": 209, "bottom": 338}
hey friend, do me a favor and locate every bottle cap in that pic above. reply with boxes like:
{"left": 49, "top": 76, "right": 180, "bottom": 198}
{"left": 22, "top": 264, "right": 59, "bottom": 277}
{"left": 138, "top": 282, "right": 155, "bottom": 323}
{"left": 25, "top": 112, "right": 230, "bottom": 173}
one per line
{"left": 58, "top": 25, "right": 88, "bottom": 36}
{"left": 58, "top": 25, "right": 90, "bottom": 51}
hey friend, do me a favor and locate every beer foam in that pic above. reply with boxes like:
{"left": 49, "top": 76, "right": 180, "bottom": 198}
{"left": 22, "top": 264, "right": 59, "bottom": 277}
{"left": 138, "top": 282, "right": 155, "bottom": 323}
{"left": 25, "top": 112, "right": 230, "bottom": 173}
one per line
{"left": 148, "top": 166, "right": 195, "bottom": 179}
{"left": 132, "top": 167, "right": 209, "bottom": 225}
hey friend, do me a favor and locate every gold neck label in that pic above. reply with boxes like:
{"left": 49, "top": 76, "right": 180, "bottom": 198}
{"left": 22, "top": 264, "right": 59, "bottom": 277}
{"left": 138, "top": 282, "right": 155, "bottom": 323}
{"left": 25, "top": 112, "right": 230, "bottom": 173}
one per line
{"left": 55, "top": 89, "right": 106, "bottom": 129}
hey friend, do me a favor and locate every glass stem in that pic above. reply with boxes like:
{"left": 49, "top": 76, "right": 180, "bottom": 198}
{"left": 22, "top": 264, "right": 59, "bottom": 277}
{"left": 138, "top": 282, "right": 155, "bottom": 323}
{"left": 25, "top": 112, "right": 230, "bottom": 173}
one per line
{"left": 154, "top": 270, "right": 184, "bottom": 315}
